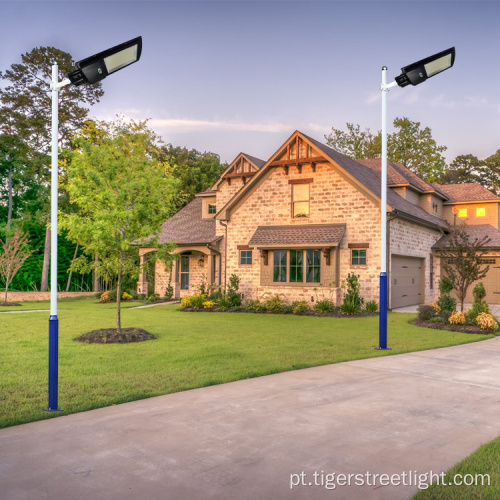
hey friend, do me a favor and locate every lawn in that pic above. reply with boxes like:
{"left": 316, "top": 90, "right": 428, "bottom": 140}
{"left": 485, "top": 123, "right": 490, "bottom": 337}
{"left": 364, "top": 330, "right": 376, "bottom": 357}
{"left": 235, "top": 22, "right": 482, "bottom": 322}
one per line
{"left": 0, "top": 297, "right": 494, "bottom": 428}
{"left": 412, "top": 437, "right": 500, "bottom": 499}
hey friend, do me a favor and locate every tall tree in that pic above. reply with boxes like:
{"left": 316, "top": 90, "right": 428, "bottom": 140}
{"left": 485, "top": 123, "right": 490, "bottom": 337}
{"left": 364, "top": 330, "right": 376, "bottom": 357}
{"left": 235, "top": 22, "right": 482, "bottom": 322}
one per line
{"left": 60, "top": 119, "right": 178, "bottom": 332}
{"left": 0, "top": 46, "right": 104, "bottom": 290}
{"left": 158, "top": 145, "right": 226, "bottom": 209}
{"left": 439, "top": 154, "right": 487, "bottom": 185}
{"left": 437, "top": 218, "right": 491, "bottom": 312}
{"left": 387, "top": 117, "right": 447, "bottom": 182}
{"left": 325, "top": 123, "right": 381, "bottom": 159}
{"left": 484, "top": 149, "right": 500, "bottom": 196}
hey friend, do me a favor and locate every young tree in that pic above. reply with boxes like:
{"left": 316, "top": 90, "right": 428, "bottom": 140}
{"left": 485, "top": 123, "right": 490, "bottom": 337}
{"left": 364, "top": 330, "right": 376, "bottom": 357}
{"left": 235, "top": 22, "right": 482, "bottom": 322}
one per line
{"left": 0, "top": 231, "right": 33, "bottom": 304}
{"left": 60, "top": 119, "right": 178, "bottom": 332}
{"left": 325, "top": 123, "right": 381, "bottom": 160}
{"left": 437, "top": 218, "right": 491, "bottom": 312}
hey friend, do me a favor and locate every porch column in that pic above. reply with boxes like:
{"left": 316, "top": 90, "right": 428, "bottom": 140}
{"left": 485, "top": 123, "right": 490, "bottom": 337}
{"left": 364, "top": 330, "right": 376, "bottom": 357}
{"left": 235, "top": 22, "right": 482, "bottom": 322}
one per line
{"left": 207, "top": 251, "right": 215, "bottom": 285}
{"left": 137, "top": 252, "right": 148, "bottom": 295}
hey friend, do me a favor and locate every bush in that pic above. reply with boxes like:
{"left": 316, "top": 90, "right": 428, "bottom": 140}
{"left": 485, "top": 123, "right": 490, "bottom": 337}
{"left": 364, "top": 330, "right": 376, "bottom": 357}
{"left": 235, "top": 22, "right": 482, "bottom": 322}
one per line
{"left": 121, "top": 292, "right": 132, "bottom": 301}
{"left": 164, "top": 282, "right": 174, "bottom": 300}
{"left": 430, "top": 302, "right": 441, "bottom": 313}
{"left": 417, "top": 304, "right": 436, "bottom": 321}
{"left": 216, "top": 294, "right": 233, "bottom": 310}
{"left": 314, "top": 300, "right": 335, "bottom": 313}
{"left": 203, "top": 300, "right": 215, "bottom": 309}
{"left": 263, "top": 294, "right": 287, "bottom": 314}
{"left": 292, "top": 301, "right": 310, "bottom": 315}
{"left": 364, "top": 300, "right": 378, "bottom": 313}
{"left": 245, "top": 299, "right": 265, "bottom": 312}
{"left": 148, "top": 293, "right": 160, "bottom": 302}
{"left": 180, "top": 296, "right": 193, "bottom": 309}
{"left": 476, "top": 313, "right": 498, "bottom": 333}
{"left": 467, "top": 282, "right": 490, "bottom": 324}
{"left": 437, "top": 294, "right": 456, "bottom": 315}
{"left": 439, "top": 276, "right": 453, "bottom": 295}
{"left": 340, "top": 294, "right": 361, "bottom": 315}
{"left": 100, "top": 290, "right": 111, "bottom": 303}
{"left": 430, "top": 316, "right": 443, "bottom": 323}
{"left": 108, "top": 289, "right": 117, "bottom": 301}
{"left": 190, "top": 293, "right": 207, "bottom": 309}
{"left": 473, "top": 282, "right": 487, "bottom": 302}
{"left": 440, "top": 309, "right": 453, "bottom": 323}
{"left": 449, "top": 311, "right": 466, "bottom": 325}
{"left": 227, "top": 274, "right": 242, "bottom": 307}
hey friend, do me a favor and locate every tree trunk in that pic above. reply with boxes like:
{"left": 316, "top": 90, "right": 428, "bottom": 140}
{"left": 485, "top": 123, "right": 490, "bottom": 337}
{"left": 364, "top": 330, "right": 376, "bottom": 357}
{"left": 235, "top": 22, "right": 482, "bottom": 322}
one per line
{"left": 65, "top": 243, "right": 79, "bottom": 292}
{"left": 116, "top": 268, "right": 122, "bottom": 332}
{"left": 93, "top": 254, "right": 100, "bottom": 293}
{"left": 7, "top": 164, "right": 13, "bottom": 232}
{"left": 40, "top": 223, "right": 50, "bottom": 292}
{"left": 4, "top": 278, "right": 9, "bottom": 304}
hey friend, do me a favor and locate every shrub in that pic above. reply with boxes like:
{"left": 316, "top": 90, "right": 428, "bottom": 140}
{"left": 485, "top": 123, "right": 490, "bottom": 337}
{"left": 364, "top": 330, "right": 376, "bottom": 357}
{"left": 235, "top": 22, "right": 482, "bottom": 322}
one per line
{"left": 430, "top": 316, "right": 443, "bottom": 323}
{"left": 364, "top": 300, "right": 378, "bottom": 313}
{"left": 440, "top": 309, "right": 453, "bottom": 323}
{"left": 430, "top": 302, "right": 441, "bottom": 313}
{"left": 227, "top": 274, "right": 242, "bottom": 307}
{"left": 292, "top": 301, "right": 310, "bottom": 315}
{"left": 314, "top": 300, "right": 335, "bottom": 313}
{"left": 121, "top": 292, "right": 132, "bottom": 301}
{"left": 449, "top": 311, "right": 466, "bottom": 325}
{"left": 417, "top": 304, "right": 436, "bottom": 321}
{"left": 180, "top": 296, "right": 193, "bottom": 309}
{"left": 203, "top": 300, "right": 216, "bottom": 309}
{"left": 100, "top": 291, "right": 111, "bottom": 303}
{"left": 245, "top": 299, "right": 265, "bottom": 312}
{"left": 439, "top": 276, "right": 453, "bottom": 295}
{"left": 216, "top": 294, "right": 233, "bottom": 310}
{"left": 476, "top": 313, "right": 498, "bottom": 333}
{"left": 148, "top": 293, "right": 160, "bottom": 302}
{"left": 164, "top": 282, "right": 174, "bottom": 300}
{"left": 437, "top": 295, "right": 456, "bottom": 315}
{"left": 340, "top": 294, "right": 361, "bottom": 315}
{"left": 108, "top": 289, "right": 117, "bottom": 301}
{"left": 190, "top": 293, "right": 207, "bottom": 309}
{"left": 263, "top": 294, "right": 287, "bottom": 314}
{"left": 467, "top": 282, "right": 490, "bottom": 324}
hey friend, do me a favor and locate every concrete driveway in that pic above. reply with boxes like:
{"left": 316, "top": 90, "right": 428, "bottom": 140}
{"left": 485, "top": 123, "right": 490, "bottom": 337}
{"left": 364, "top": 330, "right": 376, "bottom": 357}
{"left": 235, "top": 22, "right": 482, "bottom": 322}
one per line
{"left": 2, "top": 338, "right": 500, "bottom": 500}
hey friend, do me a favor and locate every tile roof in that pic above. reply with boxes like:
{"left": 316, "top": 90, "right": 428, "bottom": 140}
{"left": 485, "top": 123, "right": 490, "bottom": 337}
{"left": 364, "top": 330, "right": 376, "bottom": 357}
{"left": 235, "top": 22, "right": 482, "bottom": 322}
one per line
{"left": 432, "top": 224, "right": 500, "bottom": 249}
{"left": 431, "top": 183, "right": 500, "bottom": 203}
{"left": 157, "top": 197, "right": 217, "bottom": 245}
{"left": 301, "top": 133, "right": 449, "bottom": 230}
{"left": 248, "top": 224, "right": 346, "bottom": 247}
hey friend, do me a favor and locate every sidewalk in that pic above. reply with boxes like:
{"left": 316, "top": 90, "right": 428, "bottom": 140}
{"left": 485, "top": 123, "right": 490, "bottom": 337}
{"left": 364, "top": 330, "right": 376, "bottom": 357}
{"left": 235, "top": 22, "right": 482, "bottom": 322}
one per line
{"left": 1, "top": 338, "right": 500, "bottom": 499}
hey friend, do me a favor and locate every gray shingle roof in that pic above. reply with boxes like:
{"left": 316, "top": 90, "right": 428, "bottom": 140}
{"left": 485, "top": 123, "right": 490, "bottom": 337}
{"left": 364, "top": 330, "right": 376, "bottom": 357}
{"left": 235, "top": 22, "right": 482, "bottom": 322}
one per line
{"left": 431, "top": 183, "right": 500, "bottom": 202}
{"left": 248, "top": 224, "right": 346, "bottom": 247}
{"left": 432, "top": 224, "right": 500, "bottom": 249}
{"left": 157, "top": 198, "right": 216, "bottom": 245}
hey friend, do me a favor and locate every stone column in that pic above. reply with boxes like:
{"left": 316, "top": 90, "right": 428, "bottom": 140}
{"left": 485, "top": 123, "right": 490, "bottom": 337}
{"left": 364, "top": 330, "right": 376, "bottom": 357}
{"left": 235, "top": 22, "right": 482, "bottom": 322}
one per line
{"left": 137, "top": 252, "right": 148, "bottom": 295}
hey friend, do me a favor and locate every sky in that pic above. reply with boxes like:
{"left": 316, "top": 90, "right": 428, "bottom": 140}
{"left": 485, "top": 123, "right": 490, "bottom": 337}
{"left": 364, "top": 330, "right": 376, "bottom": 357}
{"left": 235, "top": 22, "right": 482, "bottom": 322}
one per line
{"left": 1, "top": 1, "right": 500, "bottom": 165}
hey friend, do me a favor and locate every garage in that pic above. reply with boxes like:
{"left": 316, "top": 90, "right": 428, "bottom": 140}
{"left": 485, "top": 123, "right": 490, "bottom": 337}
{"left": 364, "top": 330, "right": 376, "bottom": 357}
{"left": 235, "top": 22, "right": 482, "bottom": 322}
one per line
{"left": 391, "top": 255, "right": 424, "bottom": 308}
{"left": 460, "top": 256, "right": 500, "bottom": 304}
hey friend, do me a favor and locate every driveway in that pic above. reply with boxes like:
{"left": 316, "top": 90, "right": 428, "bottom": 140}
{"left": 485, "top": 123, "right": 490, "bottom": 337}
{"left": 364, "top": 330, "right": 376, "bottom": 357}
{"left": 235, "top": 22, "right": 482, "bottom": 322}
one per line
{"left": 1, "top": 339, "right": 500, "bottom": 499}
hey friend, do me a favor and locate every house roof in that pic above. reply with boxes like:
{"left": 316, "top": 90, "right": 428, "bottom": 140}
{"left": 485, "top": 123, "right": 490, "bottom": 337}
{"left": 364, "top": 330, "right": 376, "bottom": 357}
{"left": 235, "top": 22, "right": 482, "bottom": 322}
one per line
{"left": 430, "top": 183, "right": 500, "bottom": 203}
{"left": 157, "top": 197, "right": 217, "bottom": 245}
{"left": 243, "top": 153, "right": 266, "bottom": 169}
{"left": 301, "top": 133, "right": 449, "bottom": 230}
{"left": 432, "top": 224, "right": 500, "bottom": 250}
{"left": 248, "top": 224, "right": 346, "bottom": 248}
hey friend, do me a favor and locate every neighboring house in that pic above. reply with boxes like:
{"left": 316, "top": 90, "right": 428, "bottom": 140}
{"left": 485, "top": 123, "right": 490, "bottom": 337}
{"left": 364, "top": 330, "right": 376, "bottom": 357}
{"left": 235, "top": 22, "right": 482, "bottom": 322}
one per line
{"left": 138, "top": 131, "right": 500, "bottom": 307}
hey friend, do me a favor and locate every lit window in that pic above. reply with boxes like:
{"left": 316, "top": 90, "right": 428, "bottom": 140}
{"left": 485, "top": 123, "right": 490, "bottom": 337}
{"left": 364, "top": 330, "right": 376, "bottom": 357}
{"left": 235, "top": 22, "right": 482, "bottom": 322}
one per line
{"left": 476, "top": 207, "right": 486, "bottom": 217}
{"left": 240, "top": 250, "right": 252, "bottom": 265}
{"left": 292, "top": 184, "right": 310, "bottom": 218}
{"left": 351, "top": 249, "right": 367, "bottom": 266}
{"left": 208, "top": 204, "right": 216, "bottom": 214}
{"left": 457, "top": 208, "right": 468, "bottom": 218}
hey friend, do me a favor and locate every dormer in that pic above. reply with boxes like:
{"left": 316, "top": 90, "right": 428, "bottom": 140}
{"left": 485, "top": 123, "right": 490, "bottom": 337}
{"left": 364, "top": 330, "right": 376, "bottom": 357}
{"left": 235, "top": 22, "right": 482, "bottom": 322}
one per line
{"left": 196, "top": 189, "right": 217, "bottom": 218}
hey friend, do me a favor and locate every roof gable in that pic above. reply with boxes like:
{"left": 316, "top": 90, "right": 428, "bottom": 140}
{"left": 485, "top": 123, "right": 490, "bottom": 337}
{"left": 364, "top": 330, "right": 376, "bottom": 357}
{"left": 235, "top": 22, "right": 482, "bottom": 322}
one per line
{"left": 214, "top": 152, "right": 265, "bottom": 189}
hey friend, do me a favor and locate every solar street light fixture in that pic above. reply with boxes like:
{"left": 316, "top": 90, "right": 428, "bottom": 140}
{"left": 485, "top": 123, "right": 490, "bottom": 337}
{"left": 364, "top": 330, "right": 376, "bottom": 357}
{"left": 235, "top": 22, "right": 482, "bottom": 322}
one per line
{"left": 377, "top": 47, "right": 455, "bottom": 351}
{"left": 45, "top": 37, "right": 142, "bottom": 412}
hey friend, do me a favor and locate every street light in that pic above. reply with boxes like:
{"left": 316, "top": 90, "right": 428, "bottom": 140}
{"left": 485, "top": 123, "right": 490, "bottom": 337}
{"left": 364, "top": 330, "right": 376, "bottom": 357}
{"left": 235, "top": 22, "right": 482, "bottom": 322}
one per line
{"left": 45, "top": 37, "right": 142, "bottom": 412}
{"left": 377, "top": 47, "right": 455, "bottom": 351}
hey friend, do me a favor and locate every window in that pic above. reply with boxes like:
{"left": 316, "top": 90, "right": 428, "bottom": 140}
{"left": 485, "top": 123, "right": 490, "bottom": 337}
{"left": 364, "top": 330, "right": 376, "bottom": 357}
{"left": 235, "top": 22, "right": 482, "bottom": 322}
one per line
{"left": 306, "top": 250, "right": 321, "bottom": 282}
{"left": 476, "top": 207, "right": 486, "bottom": 217}
{"left": 292, "top": 184, "right": 310, "bottom": 218}
{"left": 351, "top": 249, "right": 367, "bottom": 266}
{"left": 272, "top": 249, "right": 321, "bottom": 283}
{"left": 208, "top": 204, "right": 216, "bottom": 214}
{"left": 457, "top": 208, "right": 468, "bottom": 218}
{"left": 240, "top": 250, "right": 252, "bottom": 265}
{"left": 273, "top": 250, "right": 287, "bottom": 282}
{"left": 180, "top": 256, "right": 189, "bottom": 289}
{"left": 290, "top": 250, "right": 303, "bottom": 282}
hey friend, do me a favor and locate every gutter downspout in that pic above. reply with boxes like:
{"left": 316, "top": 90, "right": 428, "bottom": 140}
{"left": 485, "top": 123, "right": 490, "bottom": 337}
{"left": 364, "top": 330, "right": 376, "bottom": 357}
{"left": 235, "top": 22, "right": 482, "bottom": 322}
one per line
{"left": 386, "top": 210, "right": 399, "bottom": 311}
{"left": 219, "top": 221, "right": 228, "bottom": 292}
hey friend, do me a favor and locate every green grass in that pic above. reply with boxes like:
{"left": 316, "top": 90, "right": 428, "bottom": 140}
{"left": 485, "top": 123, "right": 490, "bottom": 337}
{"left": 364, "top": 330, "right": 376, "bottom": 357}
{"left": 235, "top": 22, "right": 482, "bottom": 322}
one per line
{"left": 413, "top": 437, "right": 500, "bottom": 499}
{"left": 0, "top": 297, "right": 494, "bottom": 428}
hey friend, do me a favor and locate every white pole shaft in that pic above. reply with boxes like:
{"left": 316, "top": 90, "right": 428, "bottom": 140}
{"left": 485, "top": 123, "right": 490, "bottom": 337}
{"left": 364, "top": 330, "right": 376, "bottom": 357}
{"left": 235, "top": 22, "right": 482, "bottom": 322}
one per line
{"left": 380, "top": 67, "right": 388, "bottom": 274}
{"left": 50, "top": 63, "right": 59, "bottom": 316}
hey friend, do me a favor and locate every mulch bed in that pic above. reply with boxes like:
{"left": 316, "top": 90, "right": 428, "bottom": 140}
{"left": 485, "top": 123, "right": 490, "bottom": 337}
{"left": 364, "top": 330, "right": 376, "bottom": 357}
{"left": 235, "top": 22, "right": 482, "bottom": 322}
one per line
{"left": 0, "top": 302, "right": 22, "bottom": 307}
{"left": 410, "top": 318, "right": 494, "bottom": 335}
{"left": 75, "top": 328, "right": 157, "bottom": 343}
{"left": 182, "top": 307, "right": 376, "bottom": 318}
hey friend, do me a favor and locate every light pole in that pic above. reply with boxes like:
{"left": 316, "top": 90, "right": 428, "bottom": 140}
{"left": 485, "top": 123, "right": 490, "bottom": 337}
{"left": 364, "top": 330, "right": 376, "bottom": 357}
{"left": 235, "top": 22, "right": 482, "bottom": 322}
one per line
{"left": 45, "top": 37, "right": 142, "bottom": 411}
{"left": 377, "top": 47, "right": 455, "bottom": 351}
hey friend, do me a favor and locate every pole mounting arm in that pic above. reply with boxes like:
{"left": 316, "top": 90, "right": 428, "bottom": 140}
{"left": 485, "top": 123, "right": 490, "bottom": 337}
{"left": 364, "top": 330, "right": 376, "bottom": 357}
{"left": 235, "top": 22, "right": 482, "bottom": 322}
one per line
{"left": 380, "top": 81, "right": 398, "bottom": 92}
{"left": 50, "top": 78, "right": 71, "bottom": 91}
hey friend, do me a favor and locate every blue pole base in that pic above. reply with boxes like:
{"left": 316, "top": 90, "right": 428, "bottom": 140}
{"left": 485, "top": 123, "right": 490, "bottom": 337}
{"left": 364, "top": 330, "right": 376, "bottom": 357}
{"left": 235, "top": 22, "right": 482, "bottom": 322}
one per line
{"left": 378, "top": 272, "right": 390, "bottom": 350}
{"left": 46, "top": 315, "right": 63, "bottom": 412}
{"left": 374, "top": 347, "right": 392, "bottom": 351}
{"left": 43, "top": 408, "right": 64, "bottom": 412}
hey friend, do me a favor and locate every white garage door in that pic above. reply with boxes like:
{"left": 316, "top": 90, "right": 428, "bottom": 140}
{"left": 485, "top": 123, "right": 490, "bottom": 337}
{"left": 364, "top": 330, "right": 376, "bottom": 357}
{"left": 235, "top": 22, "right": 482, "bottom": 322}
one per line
{"left": 391, "top": 255, "right": 424, "bottom": 308}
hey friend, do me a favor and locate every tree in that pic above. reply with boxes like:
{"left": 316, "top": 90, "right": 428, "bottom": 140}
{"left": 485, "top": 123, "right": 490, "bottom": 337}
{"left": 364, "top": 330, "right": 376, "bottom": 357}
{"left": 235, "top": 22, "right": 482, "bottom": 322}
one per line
{"left": 0, "top": 231, "right": 33, "bottom": 304}
{"left": 484, "top": 149, "right": 500, "bottom": 196}
{"left": 60, "top": 119, "right": 178, "bottom": 332}
{"left": 325, "top": 123, "right": 381, "bottom": 160}
{"left": 0, "top": 46, "right": 105, "bottom": 290}
{"left": 437, "top": 217, "right": 491, "bottom": 312}
{"left": 439, "top": 154, "right": 487, "bottom": 185}
{"left": 158, "top": 145, "right": 226, "bottom": 209}
{"left": 387, "top": 117, "right": 447, "bottom": 182}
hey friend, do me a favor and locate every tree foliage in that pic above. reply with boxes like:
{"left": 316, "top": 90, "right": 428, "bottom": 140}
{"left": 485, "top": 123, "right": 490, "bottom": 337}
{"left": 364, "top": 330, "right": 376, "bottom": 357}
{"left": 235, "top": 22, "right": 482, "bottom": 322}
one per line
{"left": 325, "top": 123, "right": 381, "bottom": 160}
{"left": 60, "top": 119, "right": 178, "bottom": 331}
{"left": 437, "top": 218, "right": 491, "bottom": 312}
{"left": 439, "top": 154, "right": 487, "bottom": 185}
{"left": 484, "top": 149, "right": 500, "bottom": 196}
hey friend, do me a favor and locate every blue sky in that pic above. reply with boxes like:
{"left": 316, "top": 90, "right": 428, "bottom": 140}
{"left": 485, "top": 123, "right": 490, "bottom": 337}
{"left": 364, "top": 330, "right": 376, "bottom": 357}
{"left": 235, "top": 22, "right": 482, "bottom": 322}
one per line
{"left": 2, "top": 1, "right": 500, "bottom": 165}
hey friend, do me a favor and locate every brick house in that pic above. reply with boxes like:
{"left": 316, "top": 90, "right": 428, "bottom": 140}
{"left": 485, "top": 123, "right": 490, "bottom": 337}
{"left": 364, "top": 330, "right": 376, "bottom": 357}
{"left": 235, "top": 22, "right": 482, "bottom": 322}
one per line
{"left": 137, "top": 131, "right": 500, "bottom": 307}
